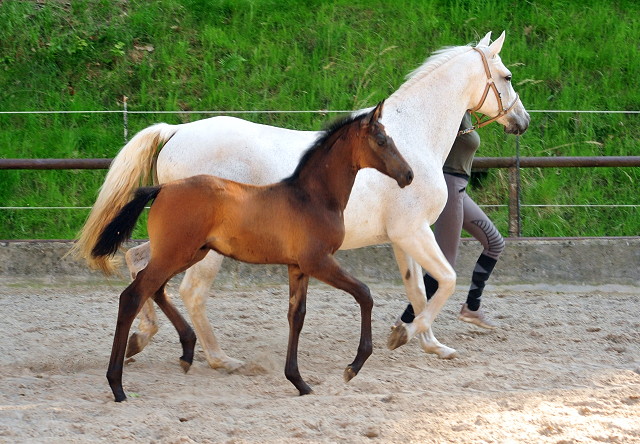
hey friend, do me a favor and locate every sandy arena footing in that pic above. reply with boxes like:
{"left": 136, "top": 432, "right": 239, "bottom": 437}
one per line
{"left": 1, "top": 282, "right": 639, "bottom": 443}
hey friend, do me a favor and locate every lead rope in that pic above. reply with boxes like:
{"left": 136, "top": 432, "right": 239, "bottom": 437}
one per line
{"left": 457, "top": 126, "right": 477, "bottom": 136}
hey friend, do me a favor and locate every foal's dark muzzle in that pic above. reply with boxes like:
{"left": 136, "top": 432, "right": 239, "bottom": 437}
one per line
{"left": 397, "top": 169, "right": 414, "bottom": 188}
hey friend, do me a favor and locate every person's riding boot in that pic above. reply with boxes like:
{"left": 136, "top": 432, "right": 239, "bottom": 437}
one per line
{"left": 458, "top": 253, "right": 499, "bottom": 329}
{"left": 465, "top": 253, "right": 497, "bottom": 311}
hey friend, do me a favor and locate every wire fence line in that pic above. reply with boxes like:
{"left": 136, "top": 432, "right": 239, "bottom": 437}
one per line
{"left": 2, "top": 107, "right": 639, "bottom": 237}
{"left": 2, "top": 109, "right": 640, "bottom": 115}
{"left": 0, "top": 110, "right": 344, "bottom": 114}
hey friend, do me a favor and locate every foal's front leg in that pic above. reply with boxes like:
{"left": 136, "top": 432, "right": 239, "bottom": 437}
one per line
{"left": 309, "top": 255, "right": 373, "bottom": 383}
{"left": 285, "top": 265, "right": 312, "bottom": 395}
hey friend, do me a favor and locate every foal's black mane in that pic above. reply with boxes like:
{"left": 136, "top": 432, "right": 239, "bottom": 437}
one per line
{"left": 281, "top": 111, "right": 369, "bottom": 184}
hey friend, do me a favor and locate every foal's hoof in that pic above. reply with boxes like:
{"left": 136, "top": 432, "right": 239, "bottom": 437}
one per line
{"left": 179, "top": 357, "right": 192, "bottom": 374}
{"left": 112, "top": 389, "right": 127, "bottom": 403}
{"left": 344, "top": 366, "right": 357, "bottom": 382}
{"left": 387, "top": 324, "right": 409, "bottom": 350}
{"left": 125, "top": 333, "right": 143, "bottom": 358}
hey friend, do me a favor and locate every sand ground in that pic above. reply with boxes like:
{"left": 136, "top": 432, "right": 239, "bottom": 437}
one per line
{"left": 1, "top": 282, "right": 639, "bottom": 443}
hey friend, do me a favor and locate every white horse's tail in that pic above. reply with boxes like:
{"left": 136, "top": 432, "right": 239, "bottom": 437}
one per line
{"left": 69, "top": 123, "right": 179, "bottom": 276}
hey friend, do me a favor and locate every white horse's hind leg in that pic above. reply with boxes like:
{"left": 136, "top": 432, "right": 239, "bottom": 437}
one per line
{"left": 179, "top": 251, "right": 244, "bottom": 371}
{"left": 387, "top": 225, "right": 456, "bottom": 349}
{"left": 125, "top": 242, "right": 159, "bottom": 357}
{"left": 391, "top": 244, "right": 457, "bottom": 359}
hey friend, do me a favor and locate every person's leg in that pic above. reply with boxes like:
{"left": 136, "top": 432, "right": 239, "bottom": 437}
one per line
{"left": 458, "top": 192, "right": 505, "bottom": 328}
{"left": 399, "top": 174, "right": 466, "bottom": 323}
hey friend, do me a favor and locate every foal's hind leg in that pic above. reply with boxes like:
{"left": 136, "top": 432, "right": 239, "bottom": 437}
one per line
{"left": 179, "top": 251, "right": 244, "bottom": 371}
{"left": 307, "top": 255, "right": 373, "bottom": 383}
{"left": 153, "top": 286, "right": 197, "bottom": 373}
{"left": 284, "top": 265, "right": 312, "bottom": 395}
{"left": 125, "top": 242, "right": 159, "bottom": 358}
{"left": 106, "top": 269, "right": 166, "bottom": 402}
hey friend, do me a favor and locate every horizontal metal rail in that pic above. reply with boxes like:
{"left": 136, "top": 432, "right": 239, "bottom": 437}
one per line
{"left": 2, "top": 156, "right": 640, "bottom": 170}
{"left": 472, "top": 156, "right": 640, "bottom": 169}
{"left": 0, "top": 158, "right": 111, "bottom": 170}
{"left": 1, "top": 156, "right": 639, "bottom": 239}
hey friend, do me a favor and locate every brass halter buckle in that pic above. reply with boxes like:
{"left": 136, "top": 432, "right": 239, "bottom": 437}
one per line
{"left": 458, "top": 47, "right": 520, "bottom": 136}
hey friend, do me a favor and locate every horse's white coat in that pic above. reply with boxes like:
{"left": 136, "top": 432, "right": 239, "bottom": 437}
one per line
{"left": 111, "top": 32, "right": 530, "bottom": 368}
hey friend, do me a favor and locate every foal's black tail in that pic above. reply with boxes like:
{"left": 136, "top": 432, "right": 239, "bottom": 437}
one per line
{"left": 91, "top": 186, "right": 162, "bottom": 259}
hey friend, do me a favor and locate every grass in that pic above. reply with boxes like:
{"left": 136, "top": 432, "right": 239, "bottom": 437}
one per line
{"left": 1, "top": 0, "right": 640, "bottom": 239}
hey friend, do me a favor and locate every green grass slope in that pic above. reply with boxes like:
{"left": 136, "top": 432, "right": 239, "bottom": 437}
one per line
{"left": 1, "top": 0, "right": 639, "bottom": 239}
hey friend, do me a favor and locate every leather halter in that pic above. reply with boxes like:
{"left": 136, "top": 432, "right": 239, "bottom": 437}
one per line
{"left": 458, "top": 47, "right": 520, "bottom": 136}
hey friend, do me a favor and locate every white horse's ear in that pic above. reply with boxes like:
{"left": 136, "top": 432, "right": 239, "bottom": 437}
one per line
{"left": 477, "top": 31, "right": 492, "bottom": 46}
{"left": 488, "top": 31, "right": 506, "bottom": 56}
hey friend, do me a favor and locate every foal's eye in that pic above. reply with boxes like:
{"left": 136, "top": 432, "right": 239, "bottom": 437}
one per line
{"left": 377, "top": 139, "right": 385, "bottom": 146}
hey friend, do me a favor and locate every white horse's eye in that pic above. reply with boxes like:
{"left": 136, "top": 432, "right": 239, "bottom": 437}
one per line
{"left": 505, "top": 75, "right": 512, "bottom": 82}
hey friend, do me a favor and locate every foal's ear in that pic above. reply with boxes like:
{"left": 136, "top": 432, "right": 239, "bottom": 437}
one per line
{"left": 488, "top": 31, "right": 506, "bottom": 56}
{"left": 363, "top": 101, "right": 385, "bottom": 127}
{"left": 477, "top": 31, "right": 492, "bottom": 47}
{"left": 372, "top": 100, "right": 385, "bottom": 122}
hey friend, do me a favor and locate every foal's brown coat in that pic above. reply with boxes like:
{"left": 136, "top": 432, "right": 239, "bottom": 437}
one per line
{"left": 93, "top": 102, "right": 414, "bottom": 402}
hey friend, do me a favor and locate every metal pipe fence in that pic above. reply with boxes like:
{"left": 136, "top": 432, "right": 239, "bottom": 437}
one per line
{"left": 2, "top": 155, "right": 639, "bottom": 237}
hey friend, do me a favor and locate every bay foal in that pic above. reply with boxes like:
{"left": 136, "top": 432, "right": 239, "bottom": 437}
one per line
{"left": 92, "top": 102, "right": 414, "bottom": 402}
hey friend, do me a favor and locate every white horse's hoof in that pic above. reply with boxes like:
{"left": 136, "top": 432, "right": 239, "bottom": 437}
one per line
{"left": 208, "top": 356, "right": 245, "bottom": 372}
{"left": 418, "top": 333, "right": 457, "bottom": 359}
{"left": 125, "top": 333, "right": 145, "bottom": 358}
{"left": 224, "top": 357, "right": 245, "bottom": 372}
{"left": 422, "top": 342, "right": 457, "bottom": 359}
{"left": 388, "top": 324, "right": 409, "bottom": 350}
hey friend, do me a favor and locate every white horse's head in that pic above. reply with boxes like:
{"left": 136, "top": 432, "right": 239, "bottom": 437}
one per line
{"left": 470, "top": 31, "right": 530, "bottom": 135}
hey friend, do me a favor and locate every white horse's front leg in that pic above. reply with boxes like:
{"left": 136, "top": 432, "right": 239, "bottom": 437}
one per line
{"left": 388, "top": 225, "right": 456, "bottom": 350}
{"left": 125, "top": 242, "right": 159, "bottom": 357}
{"left": 391, "top": 244, "right": 456, "bottom": 359}
{"left": 179, "top": 251, "right": 244, "bottom": 372}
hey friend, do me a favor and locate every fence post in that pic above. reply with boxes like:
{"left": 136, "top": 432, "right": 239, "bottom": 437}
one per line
{"left": 123, "top": 96, "right": 128, "bottom": 143}
{"left": 508, "top": 135, "right": 522, "bottom": 237}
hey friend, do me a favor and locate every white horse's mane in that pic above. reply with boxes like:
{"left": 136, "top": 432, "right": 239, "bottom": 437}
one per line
{"left": 389, "top": 45, "right": 474, "bottom": 102}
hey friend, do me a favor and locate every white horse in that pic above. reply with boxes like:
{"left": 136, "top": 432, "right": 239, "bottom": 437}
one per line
{"left": 72, "top": 31, "right": 530, "bottom": 370}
